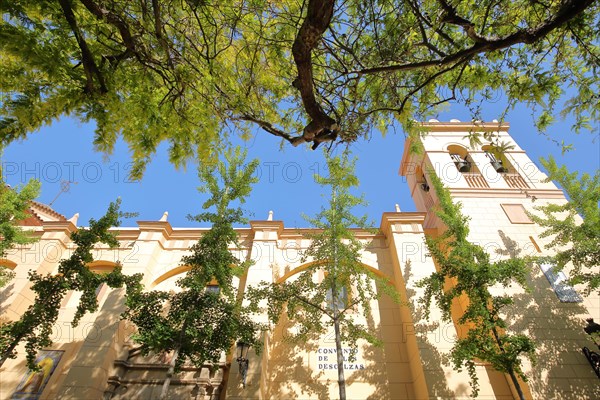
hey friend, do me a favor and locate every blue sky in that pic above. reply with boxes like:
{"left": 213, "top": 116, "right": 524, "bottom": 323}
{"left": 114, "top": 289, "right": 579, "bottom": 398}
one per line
{"left": 1, "top": 104, "right": 598, "bottom": 228}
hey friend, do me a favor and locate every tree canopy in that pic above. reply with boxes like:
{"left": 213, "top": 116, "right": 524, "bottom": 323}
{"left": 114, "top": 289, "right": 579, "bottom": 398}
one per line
{"left": 529, "top": 156, "right": 600, "bottom": 296}
{"left": 0, "top": 174, "right": 40, "bottom": 260}
{"left": 1, "top": 0, "right": 598, "bottom": 178}
{"left": 0, "top": 199, "right": 142, "bottom": 369}
{"left": 122, "top": 148, "right": 262, "bottom": 399}
{"left": 0, "top": 159, "right": 41, "bottom": 287}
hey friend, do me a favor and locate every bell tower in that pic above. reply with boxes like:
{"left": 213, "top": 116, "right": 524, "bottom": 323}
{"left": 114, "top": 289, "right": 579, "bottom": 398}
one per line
{"left": 399, "top": 119, "right": 566, "bottom": 231}
{"left": 399, "top": 119, "right": 600, "bottom": 399}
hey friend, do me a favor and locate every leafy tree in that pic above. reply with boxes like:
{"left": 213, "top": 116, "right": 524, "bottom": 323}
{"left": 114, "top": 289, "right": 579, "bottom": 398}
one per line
{"left": 0, "top": 165, "right": 41, "bottom": 259}
{"left": 528, "top": 156, "right": 600, "bottom": 296}
{"left": 0, "top": 268, "right": 13, "bottom": 289}
{"left": 1, "top": 1, "right": 597, "bottom": 177}
{"left": 247, "top": 152, "right": 399, "bottom": 400}
{"left": 0, "top": 158, "right": 41, "bottom": 286}
{"left": 0, "top": 199, "right": 142, "bottom": 369}
{"left": 122, "top": 149, "right": 262, "bottom": 400}
{"left": 417, "top": 172, "right": 535, "bottom": 399}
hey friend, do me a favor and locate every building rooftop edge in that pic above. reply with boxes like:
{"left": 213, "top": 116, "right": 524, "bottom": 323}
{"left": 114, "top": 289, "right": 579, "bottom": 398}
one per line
{"left": 418, "top": 120, "right": 510, "bottom": 131}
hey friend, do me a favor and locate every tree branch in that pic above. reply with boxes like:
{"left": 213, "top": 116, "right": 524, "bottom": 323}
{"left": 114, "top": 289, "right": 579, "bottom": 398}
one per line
{"left": 58, "top": 0, "right": 107, "bottom": 94}
{"left": 353, "top": 0, "right": 594, "bottom": 76}
{"left": 79, "top": 0, "right": 140, "bottom": 55}
{"left": 235, "top": 115, "right": 296, "bottom": 143}
{"left": 437, "top": 0, "right": 486, "bottom": 43}
{"left": 292, "top": 293, "right": 333, "bottom": 320}
{"left": 151, "top": 0, "right": 174, "bottom": 69}
{"left": 291, "top": 0, "right": 338, "bottom": 146}
{"left": 406, "top": 0, "right": 458, "bottom": 49}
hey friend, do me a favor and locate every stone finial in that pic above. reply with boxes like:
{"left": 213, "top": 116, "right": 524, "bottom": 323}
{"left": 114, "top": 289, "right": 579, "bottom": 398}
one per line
{"left": 267, "top": 210, "right": 273, "bottom": 221}
{"left": 492, "top": 119, "right": 499, "bottom": 123}
{"left": 395, "top": 204, "right": 401, "bottom": 212}
{"left": 450, "top": 118, "right": 461, "bottom": 122}
{"left": 160, "top": 211, "right": 169, "bottom": 222}
{"left": 68, "top": 213, "right": 79, "bottom": 225}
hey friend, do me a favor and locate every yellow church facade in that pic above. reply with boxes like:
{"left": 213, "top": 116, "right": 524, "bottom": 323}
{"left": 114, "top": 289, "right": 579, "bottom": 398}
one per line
{"left": 0, "top": 121, "right": 598, "bottom": 399}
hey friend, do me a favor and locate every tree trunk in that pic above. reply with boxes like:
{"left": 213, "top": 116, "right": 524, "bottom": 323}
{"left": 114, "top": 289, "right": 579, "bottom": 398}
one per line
{"left": 160, "top": 316, "right": 189, "bottom": 400}
{"left": 330, "top": 265, "right": 346, "bottom": 399}
{"left": 0, "top": 338, "right": 20, "bottom": 367}
{"left": 333, "top": 313, "right": 346, "bottom": 400}
{"left": 159, "top": 345, "right": 180, "bottom": 400}
{"left": 491, "top": 327, "right": 525, "bottom": 400}
{"left": 330, "top": 188, "right": 346, "bottom": 400}
{"left": 508, "top": 369, "right": 526, "bottom": 400}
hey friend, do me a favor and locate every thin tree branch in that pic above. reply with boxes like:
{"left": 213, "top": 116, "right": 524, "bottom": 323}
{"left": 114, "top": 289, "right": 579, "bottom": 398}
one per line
{"left": 58, "top": 0, "right": 107, "bottom": 94}
{"left": 151, "top": 0, "right": 174, "bottom": 69}
{"left": 352, "top": 0, "right": 594, "bottom": 76}
{"left": 437, "top": 0, "right": 486, "bottom": 43}
{"left": 235, "top": 115, "right": 296, "bottom": 143}
{"left": 292, "top": 293, "right": 333, "bottom": 320}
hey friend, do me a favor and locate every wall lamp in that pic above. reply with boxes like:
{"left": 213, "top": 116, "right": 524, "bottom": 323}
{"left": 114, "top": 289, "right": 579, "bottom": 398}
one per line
{"left": 236, "top": 341, "right": 250, "bottom": 388}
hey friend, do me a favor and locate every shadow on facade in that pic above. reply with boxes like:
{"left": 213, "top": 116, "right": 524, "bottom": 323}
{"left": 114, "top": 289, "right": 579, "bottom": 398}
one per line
{"left": 262, "top": 312, "right": 329, "bottom": 399}
{"left": 99, "top": 290, "right": 225, "bottom": 400}
{"left": 402, "top": 259, "right": 459, "bottom": 399}
{"left": 59, "top": 288, "right": 131, "bottom": 399}
{"left": 497, "top": 230, "right": 600, "bottom": 399}
{"left": 0, "top": 281, "right": 15, "bottom": 314}
{"left": 4, "top": 288, "right": 129, "bottom": 399}
{"left": 349, "top": 303, "right": 403, "bottom": 400}
{"left": 3, "top": 341, "right": 72, "bottom": 399}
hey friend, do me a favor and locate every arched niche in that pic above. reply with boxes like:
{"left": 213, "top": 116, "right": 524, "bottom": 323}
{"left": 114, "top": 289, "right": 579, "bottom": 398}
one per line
{"left": 446, "top": 144, "right": 468, "bottom": 159}
{"left": 150, "top": 265, "right": 192, "bottom": 289}
{"left": 87, "top": 260, "right": 119, "bottom": 274}
{"left": 0, "top": 259, "right": 18, "bottom": 270}
{"left": 150, "top": 265, "right": 230, "bottom": 292}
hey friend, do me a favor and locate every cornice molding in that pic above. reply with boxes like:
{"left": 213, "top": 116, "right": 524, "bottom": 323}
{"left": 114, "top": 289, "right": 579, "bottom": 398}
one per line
{"left": 380, "top": 212, "right": 427, "bottom": 235}
{"left": 250, "top": 220, "right": 285, "bottom": 237}
{"left": 42, "top": 220, "right": 77, "bottom": 235}
{"left": 418, "top": 121, "right": 510, "bottom": 132}
{"left": 448, "top": 188, "right": 566, "bottom": 199}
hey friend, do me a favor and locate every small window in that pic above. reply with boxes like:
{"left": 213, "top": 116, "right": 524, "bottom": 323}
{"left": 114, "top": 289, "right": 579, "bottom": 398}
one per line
{"left": 322, "top": 271, "right": 351, "bottom": 311}
{"left": 501, "top": 204, "right": 533, "bottom": 224}
{"left": 205, "top": 285, "right": 220, "bottom": 294}
{"left": 326, "top": 286, "right": 348, "bottom": 311}
{"left": 539, "top": 263, "right": 583, "bottom": 303}
{"left": 415, "top": 166, "right": 429, "bottom": 192}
